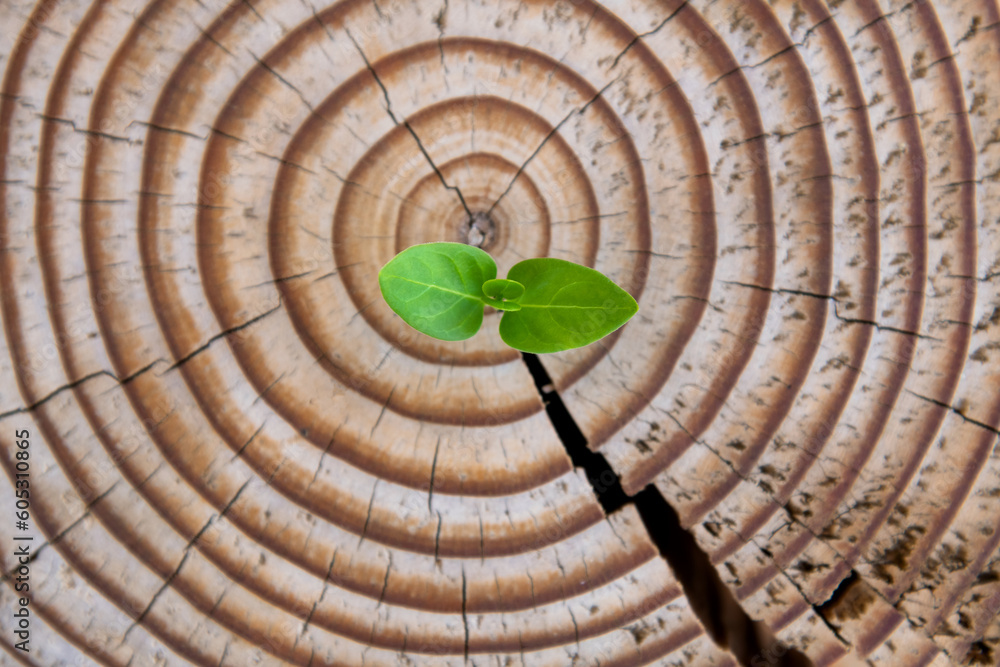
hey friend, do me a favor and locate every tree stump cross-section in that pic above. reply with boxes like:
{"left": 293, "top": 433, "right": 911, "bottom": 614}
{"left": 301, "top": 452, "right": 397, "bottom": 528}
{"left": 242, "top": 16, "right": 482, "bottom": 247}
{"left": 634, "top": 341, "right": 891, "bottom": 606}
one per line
{"left": 1, "top": 0, "right": 1000, "bottom": 665}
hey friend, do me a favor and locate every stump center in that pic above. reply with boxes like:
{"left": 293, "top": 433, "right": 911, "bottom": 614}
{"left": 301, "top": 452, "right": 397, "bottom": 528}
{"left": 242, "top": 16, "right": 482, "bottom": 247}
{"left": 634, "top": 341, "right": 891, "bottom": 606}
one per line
{"left": 463, "top": 211, "right": 497, "bottom": 249}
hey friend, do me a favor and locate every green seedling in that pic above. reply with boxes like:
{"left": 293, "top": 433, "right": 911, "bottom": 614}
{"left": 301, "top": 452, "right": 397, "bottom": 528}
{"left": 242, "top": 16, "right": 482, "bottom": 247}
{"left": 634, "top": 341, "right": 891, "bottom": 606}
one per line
{"left": 378, "top": 242, "right": 638, "bottom": 353}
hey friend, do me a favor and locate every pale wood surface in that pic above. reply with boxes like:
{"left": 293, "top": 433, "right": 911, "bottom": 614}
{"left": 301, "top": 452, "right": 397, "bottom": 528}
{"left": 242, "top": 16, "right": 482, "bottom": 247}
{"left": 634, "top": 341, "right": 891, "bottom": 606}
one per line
{"left": 1, "top": 0, "right": 999, "bottom": 665}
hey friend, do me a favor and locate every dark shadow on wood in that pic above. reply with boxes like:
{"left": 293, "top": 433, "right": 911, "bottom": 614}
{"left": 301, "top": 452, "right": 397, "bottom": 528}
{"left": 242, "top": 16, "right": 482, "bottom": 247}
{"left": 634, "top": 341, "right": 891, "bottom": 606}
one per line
{"left": 522, "top": 352, "right": 815, "bottom": 667}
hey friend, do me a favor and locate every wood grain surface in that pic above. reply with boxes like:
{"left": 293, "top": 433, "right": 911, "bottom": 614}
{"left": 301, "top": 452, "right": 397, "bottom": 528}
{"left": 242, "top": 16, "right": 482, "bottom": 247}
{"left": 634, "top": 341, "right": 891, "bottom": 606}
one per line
{"left": 1, "top": 0, "right": 999, "bottom": 665}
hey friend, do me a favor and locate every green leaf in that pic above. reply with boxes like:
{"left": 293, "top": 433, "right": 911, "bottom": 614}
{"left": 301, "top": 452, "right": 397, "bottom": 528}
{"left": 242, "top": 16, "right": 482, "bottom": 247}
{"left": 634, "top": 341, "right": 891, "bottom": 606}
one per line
{"left": 378, "top": 242, "right": 496, "bottom": 341}
{"left": 482, "top": 278, "right": 525, "bottom": 311}
{"left": 482, "top": 297, "right": 522, "bottom": 312}
{"left": 482, "top": 279, "right": 525, "bottom": 301}
{"left": 498, "top": 258, "right": 638, "bottom": 353}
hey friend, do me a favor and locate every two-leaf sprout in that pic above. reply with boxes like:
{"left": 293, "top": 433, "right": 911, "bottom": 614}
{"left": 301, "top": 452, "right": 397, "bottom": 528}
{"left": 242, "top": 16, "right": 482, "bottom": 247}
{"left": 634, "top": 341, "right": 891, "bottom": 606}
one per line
{"left": 378, "top": 243, "right": 638, "bottom": 353}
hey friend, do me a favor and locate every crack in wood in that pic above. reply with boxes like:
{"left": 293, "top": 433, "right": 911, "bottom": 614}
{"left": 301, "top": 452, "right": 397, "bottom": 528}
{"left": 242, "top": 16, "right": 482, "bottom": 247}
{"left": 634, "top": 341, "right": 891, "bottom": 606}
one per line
{"left": 346, "top": 29, "right": 474, "bottom": 221}
{"left": 720, "top": 279, "right": 943, "bottom": 340}
{"left": 486, "top": 75, "right": 621, "bottom": 218}
{"left": 520, "top": 353, "right": 812, "bottom": 666}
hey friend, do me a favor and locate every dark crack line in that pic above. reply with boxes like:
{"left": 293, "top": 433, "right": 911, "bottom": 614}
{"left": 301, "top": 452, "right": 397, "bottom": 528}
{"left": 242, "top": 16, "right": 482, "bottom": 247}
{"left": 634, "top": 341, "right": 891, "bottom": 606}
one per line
{"left": 832, "top": 308, "right": 941, "bottom": 341}
{"left": 944, "top": 271, "right": 1000, "bottom": 285}
{"left": 433, "top": 511, "right": 443, "bottom": 563}
{"left": 876, "top": 111, "right": 930, "bottom": 131}
{"left": 196, "top": 24, "right": 236, "bottom": 58}
{"left": 0, "top": 370, "right": 114, "bottom": 422}
{"left": 673, "top": 294, "right": 725, "bottom": 314}
{"left": 674, "top": 410, "right": 952, "bottom": 652}
{"left": 124, "top": 547, "right": 189, "bottom": 640}
{"left": 242, "top": 270, "right": 315, "bottom": 291}
{"left": 568, "top": 606, "right": 581, "bottom": 648}
{"left": 307, "top": 423, "right": 342, "bottom": 491}
{"left": 741, "top": 525, "right": 854, "bottom": 650}
{"left": 720, "top": 279, "right": 941, "bottom": 341}
{"left": 208, "top": 126, "right": 247, "bottom": 145}
{"left": 231, "top": 420, "right": 267, "bottom": 463}
{"left": 297, "top": 546, "right": 338, "bottom": 649}
{"left": 623, "top": 248, "right": 683, "bottom": 260}
{"left": 427, "top": 436, "right": 441, "bottom": 512}
{"left": 551, "top": 211, "right": 627, "bottom": 226}
{"left": 127, "top": 120, "right": 204, "bottom": 141}
{"left": 1, "top": 351, "right": 167, "bottom": 421}
{"left": 814, "top": 570, "right": 862, "bottom": 645}
{"left": 609, "top": 1, "right": 688, "bottom": 70}
{"left": 160, "top": 300, "right": 283, "bottom": 374}
{"left": 345, "top": 29, "right": 473, "bottom": 220}
{"left": 400, "top": 116, "right": 473, "bottom": 217}
{"left": 252, "top": 371, "right": 286, "bottom": 407}
{"left": 240, "top": 0, "right": 264, "bottom": 23}
{"left": 130, "top": 545, "right": 193, "bottom": 625}
{"left": 720, "top": 279, "right": 831, "bottom": 302}
{"left": 219, "top": 479, "right": 252, "bottom": 520}
{"left": 0, "top": 481, "right": 120, "bottom": 584}
{"left": 434, "top": 0, "right": 448, "bottom": 72}
{"left": 521, "top": 354, "right": 629, "bottom": 514}
{"left": 358, "top": 480, "right": 379, "bottom": 547}
{"left": 461, "top": 569, "right": 470, "bottom": 662}
{"left": 852, "top": 8, "right": 901, "bottom": 38}
{"left": 520, "top": 352, "right": 812, "bottom": 666}
{"left": 254, "top": 151, "right": 318, "bottom": 175}
{"left": 1, "top": 302, "right": 283, "bottom": 421}
{"left": 125, "top": 480, "right": 249, "bottom": 640}
{"left": 36, "top": 113, "right": 130, "bottom": 142}
{"left": 321, "top": 165, "right": 367, "bottom": 191}
{"left": 369, "top": 385, "right": 395, "bottom": 437}
{"left": 707, "top": 16, "right": 836, "bottom": 89}
{"left": 376, "top": 552, "right": 393, "bottom": 608}
{"left": 798, "top": 14, "right": 836, "bottom": 44}
{"left": 487, "top": 76, "right": 620, "bottom": 218}
{"left": 907, "top": 389, "right": 1000, "bottom": 436}
{"left": 69, "top": 198, "right": 128, "bottom": 205}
